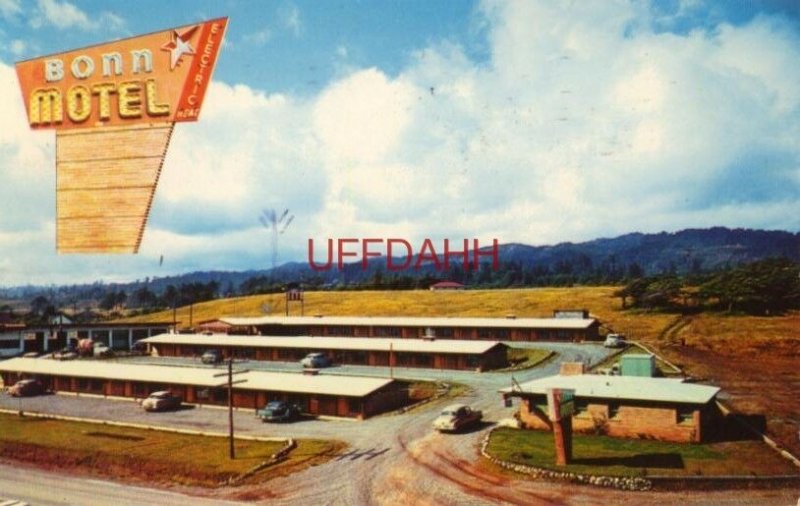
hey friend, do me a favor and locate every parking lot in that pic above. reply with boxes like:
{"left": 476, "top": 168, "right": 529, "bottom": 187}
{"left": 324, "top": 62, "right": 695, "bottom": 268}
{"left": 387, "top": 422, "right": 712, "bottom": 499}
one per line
{"left": 0, "top": 342, "right": 616, "bottom": 504}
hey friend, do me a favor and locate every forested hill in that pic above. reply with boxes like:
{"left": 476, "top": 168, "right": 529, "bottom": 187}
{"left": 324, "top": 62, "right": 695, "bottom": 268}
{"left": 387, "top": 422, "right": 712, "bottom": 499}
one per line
{"left": 498, "top": 227, "right": 799, "bottom": 278}
{"left": 2, "top": 227, "right": 798, "bottom": 302}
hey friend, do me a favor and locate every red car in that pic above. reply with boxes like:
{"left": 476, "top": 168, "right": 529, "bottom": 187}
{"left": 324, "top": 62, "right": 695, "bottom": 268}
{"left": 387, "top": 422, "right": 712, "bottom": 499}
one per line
{"left": 8, "top": 379, "right": 45, "bottom": 397}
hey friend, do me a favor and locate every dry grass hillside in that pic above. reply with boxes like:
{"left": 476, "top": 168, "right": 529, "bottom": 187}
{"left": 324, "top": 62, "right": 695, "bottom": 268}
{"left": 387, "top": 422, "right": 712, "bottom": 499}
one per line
{"left": 120, "top": 287, "right": 800, "bottom": 460}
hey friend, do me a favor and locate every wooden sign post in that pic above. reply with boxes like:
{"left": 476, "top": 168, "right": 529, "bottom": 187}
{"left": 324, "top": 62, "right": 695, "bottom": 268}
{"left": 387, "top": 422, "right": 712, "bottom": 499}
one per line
{"left": 546, "top": 388, "right": 575, "bottom": 466}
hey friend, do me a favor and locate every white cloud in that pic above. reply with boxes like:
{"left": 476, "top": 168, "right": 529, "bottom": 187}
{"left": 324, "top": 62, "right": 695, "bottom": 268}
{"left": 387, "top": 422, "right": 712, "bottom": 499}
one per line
{"left": 283, "top": 4, "right": 302, "bottom": 37}
{"left": 8, "top": 39, "right": 26, "bottom": 55}
{"left": 0, "top": 0, "right": 21, "bottom": 19}
{"left": 313, "top": 68, "right": 416, "bottom": 163}
{"left": 244, "top": 27, "right": 272, "bottom": 45}
{"left": 31, "top": 0, "right": 92, "bottom": 30}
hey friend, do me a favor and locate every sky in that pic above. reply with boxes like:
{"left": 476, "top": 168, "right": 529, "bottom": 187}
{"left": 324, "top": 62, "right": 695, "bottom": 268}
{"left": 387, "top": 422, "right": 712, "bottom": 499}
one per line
{"left": 0, "top": 0, "right": 798, "bottom": 285}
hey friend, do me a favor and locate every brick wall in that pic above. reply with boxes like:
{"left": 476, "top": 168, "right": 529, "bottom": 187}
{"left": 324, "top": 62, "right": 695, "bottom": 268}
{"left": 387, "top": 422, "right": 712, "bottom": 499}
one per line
{"left": 518, "top": 396, "right": 704, "bottom": 443}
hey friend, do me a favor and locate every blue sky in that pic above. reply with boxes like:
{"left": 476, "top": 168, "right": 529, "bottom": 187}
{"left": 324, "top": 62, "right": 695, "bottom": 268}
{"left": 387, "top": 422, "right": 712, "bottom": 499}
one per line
{"left": 0, "top": 0, "right": 799, "bottom": 285}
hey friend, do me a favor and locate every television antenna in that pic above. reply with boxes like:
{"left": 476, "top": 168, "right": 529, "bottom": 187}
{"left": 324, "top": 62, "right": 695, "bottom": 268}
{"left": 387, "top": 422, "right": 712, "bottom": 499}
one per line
{"left": 260, "top": 208, "right": 294, "bottom": 272}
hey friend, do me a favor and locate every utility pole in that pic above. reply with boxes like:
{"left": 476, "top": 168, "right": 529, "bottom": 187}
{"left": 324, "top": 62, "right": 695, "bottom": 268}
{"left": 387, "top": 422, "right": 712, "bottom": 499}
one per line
{"left": 227, "top": 358, "right": 234, "bottom": 459}
{"left": 389, "top": 342, "right": 394, "bottom": 379}
{"left": 214, "top": 359, "right": 249, "bottom": 460}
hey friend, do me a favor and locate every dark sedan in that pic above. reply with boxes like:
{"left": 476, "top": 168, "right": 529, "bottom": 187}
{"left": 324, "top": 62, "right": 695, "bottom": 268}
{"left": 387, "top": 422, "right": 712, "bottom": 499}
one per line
{"left": 257, "top": 401, "right": 301, "bottom": 423}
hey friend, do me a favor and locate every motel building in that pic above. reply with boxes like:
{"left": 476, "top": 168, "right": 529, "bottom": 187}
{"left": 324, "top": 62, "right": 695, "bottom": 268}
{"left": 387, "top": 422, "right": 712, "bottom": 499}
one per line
{"left": 0, "top": 322, "right": 173, "bottom": 357}
{"left": 211, "top": 314, "right": 600, "bottom": 342}
{"left": 0, "top": 357, "right": 409, "bottom": 419}
{"left": 502, "top": 373, "right": 722, "bottom": 443}
{"left": 140, "top": 333, "right": 509, "bottom": 371}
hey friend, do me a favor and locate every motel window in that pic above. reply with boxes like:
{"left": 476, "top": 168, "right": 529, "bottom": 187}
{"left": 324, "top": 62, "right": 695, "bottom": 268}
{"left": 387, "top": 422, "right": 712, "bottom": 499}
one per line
{"left": 211, "top": 388, "right": 228, "bottom": 403}
{"left": 608, "top": 402, "right": 620, "bottom": 419}
{"left": 437, "top": 328, "right": 454, "bottom": 338}
{"left": 133, "top": 383, "right": 149, "bottom": 398}
{"left": 415, "top": 354, "right": 433, "bottom": 368}
{"left": 348, "top": 398, "right": 361, "bottom": 415}
{"left": 0, "top": 339, "right": 21, "bottom": 349}
{"left": 677, "top": 406, "right": 695, "bottom": 424}
{"left": 77, "top": 378, "right": 104, "bottom": 393}
{"left": 375, "top": 327, "right": 400, "bottom": 337}
{"left": 234, "top": 347, "right": 254, "bottom": 359}
{"left": 349, "top": 351, "right": 367, "bottom": 364}
{"left": 327, "top": 326, "right": 354, "bottom": 337}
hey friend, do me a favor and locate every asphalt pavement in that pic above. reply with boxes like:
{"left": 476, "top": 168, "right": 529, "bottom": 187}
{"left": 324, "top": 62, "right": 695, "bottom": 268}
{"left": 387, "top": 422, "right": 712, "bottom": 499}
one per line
{"left": 0, "top": 342, "right": 615, "bottom": 504}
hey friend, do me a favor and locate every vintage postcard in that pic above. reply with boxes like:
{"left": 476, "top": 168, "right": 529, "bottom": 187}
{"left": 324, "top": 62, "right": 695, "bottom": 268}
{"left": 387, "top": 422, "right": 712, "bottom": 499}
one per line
{"left": 0, "top": 1, "right": 798, "bottom": 504}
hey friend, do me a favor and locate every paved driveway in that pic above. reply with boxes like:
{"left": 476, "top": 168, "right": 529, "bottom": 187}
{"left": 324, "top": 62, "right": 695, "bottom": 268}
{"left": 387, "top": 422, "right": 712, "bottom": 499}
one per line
{"left": 1, "top": 343, "right": 613, "bottom": 504}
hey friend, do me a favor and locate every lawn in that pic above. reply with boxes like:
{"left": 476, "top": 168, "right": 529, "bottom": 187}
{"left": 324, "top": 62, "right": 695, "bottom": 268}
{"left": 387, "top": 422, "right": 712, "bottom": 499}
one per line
{"left": 486, "top": 427, "right": 797, "bottom": 478}
{"left": 0, "top": 413, "right": 344, "bottom": 487}
{"left": 503, "top": 347, "right": 554, "bottom": 370}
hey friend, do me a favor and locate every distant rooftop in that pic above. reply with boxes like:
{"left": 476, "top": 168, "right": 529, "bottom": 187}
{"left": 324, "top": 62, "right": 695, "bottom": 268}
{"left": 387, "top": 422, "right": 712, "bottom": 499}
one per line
{"left": 502, "top": 374, "right": 720, "bottom": 405}
{"left": 141, "top": 333, "right": 505, "bottom": 354}
{"left": 220, "top": 315, "right": 596, "bottom": 329}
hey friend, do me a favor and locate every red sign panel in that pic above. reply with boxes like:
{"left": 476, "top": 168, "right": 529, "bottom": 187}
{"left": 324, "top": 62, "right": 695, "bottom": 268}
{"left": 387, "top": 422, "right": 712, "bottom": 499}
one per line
{"left": 16, "top": 17, "right": 228, "bottom": 130}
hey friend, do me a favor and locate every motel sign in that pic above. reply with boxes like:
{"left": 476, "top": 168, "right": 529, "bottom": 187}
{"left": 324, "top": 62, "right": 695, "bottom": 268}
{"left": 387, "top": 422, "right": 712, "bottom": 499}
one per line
{"left": 16, "top": 18, "right": 227, "bottom": 253}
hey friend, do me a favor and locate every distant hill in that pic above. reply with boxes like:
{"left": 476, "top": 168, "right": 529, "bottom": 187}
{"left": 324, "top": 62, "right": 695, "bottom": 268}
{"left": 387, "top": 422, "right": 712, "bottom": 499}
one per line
{"left": 1, "top": 227, "right": 797, "bottom": 301}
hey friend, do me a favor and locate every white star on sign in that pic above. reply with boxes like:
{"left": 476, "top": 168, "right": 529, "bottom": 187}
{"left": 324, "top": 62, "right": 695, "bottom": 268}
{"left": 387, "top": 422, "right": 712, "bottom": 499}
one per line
{"left": 161, "top": 25, "right": 199, "bottom": 70}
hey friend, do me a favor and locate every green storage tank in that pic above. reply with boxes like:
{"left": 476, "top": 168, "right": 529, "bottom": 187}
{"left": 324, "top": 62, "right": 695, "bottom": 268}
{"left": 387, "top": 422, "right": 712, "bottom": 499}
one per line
{"left": 620, "top": 354, "right": 656, "bottom": 377}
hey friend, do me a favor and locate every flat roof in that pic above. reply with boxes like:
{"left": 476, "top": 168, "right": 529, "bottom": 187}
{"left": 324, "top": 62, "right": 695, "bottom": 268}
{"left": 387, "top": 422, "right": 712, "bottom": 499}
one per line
{"left": 141, "top": 333, "right": 505, "bottom": 355}
{"left": 0, "top": 357, "right": 393, "bottom": 397}
{"left": 502, "top": 374, "right": 720, "bottom": 405}
{"left": 220, "top": 315, "right": 596, "bottom": 330}
{"left": 23, "top": 322, "right": 174, "bottom": 330}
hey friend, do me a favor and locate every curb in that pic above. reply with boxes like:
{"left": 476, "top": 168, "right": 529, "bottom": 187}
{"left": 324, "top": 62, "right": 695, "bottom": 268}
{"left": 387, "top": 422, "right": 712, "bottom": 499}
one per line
{"left": 0, "top": 407, "right": 288, "bottom": 443}
{"left": 222, "top": 438, "right": 298, "bottom": 486}
{"left": 480, "top": 427, "right": 800, "bottom": 491}
{"left": 716, "top": 401, "right": 800, "bottom": 470}
{"left": 479, "top": 427, "right": 653, "bottom": 491}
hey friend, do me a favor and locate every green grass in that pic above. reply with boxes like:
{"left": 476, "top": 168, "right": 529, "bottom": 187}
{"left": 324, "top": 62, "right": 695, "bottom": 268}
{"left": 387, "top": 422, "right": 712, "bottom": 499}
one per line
{"left": 486, "top": 427, "right": 797, "bottom": 478}
{"left": 503, "top": 347, "right": 554, "bottom": 371}
{"left": 0, "top": 413, "right": 343, "bottom": 487}
{"left": 115, "top": 287, "right": 799, "bottom": 355}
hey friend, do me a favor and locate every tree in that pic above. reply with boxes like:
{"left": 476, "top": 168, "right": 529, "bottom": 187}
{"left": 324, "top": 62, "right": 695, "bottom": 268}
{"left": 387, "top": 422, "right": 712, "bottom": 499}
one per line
{"left": 699, "top": 258, "right": 800, "bottom": 314}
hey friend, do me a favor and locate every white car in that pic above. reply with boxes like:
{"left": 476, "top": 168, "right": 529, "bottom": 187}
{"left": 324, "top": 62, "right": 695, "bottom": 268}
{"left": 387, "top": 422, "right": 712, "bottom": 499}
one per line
{"left": 433, "top": 403, "right": 483, "bottom": 432}
{"left": 300, "top": 352, "right": 332, "bottom": 368}
{"left": 142, "top": 391, "right": 182, "bottom": 412}
{"left": 603, "top": 333, "right": 625, "bottom": 348}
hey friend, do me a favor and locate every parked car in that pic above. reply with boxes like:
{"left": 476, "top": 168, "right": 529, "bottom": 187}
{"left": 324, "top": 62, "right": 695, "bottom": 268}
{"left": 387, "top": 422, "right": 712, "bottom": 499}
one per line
{"left": 8, "top": 379, "right": 45, "bottom": 397}
{"left": 257, "top": 400, "right": 301, "bottom": 423}
{"left": 300, "top": 352, "right": 332, "bottom": 369}
{"left": 94, "top": 343, "right": 114, "bottom": 357}
{"left": 201, "top": 349, "right": 222, "bottom": 364}
{"left": 603, "top": 333, "right": 626, "bottom": 348}
{"left": 432, "top": 403, "right": 483, "bottom": 432}
{"left": 142, "top": 391, "right": 182, "bottom": 412}
{"left": 130, "top": 340, "right": 149, "bottom": 356}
